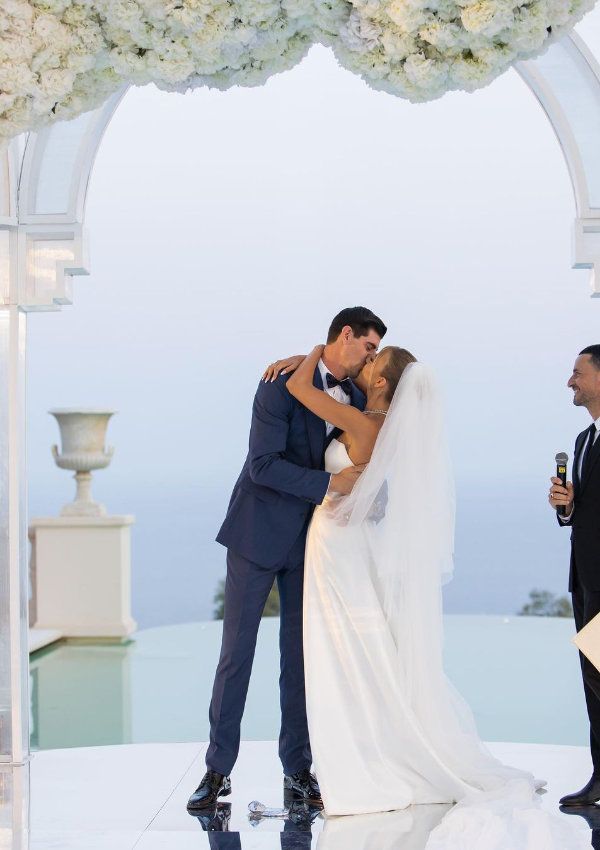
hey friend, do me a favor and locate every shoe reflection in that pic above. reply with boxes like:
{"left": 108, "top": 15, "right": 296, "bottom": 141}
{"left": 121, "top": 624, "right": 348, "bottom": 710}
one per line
{"left": 190, "top": 801, "right": 232, "bottom": 832}
{"left": 193, "top": 797, "right": 588, "bottom": 850}
{"left": 192, "top": 800, "right": 322, "bottom": 847}
{"left": 560, "top": 805, "right": 600, "bottom": 849}
{"left": 283, "top": 801, "right": 323, "bottom": 847}
{"left": 190, "top": 802, "right": 238, "bottom": 848}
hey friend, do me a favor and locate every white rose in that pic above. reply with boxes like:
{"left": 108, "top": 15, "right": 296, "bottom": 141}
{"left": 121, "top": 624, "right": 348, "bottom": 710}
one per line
{"left": 311, "top": 0, "right": 351, "bottom": 36}
{"left": 32, "top": 12, "right": 71, "bottom": 45}
{"left": 449, "top": 51, "right": 495, "bottom": 88}
{"left": 385, "top": 0, "right": 427, "bottom": 34}
{"left": 1, "top": 99, "right": 35, "bottom": 141}
{"left": 31, "top": 0, "right": 72, "bottom": 14}
{"left": 507, "top": 12, "right": 548, "bottom": 52}
{"left": 380, "top": 26, "right": 414, "bottom": 59}
{"left": 0, "top": 62, "right": 37, "bottom": 95}
{"left": 403, "top": 50, "right": 449, "bottom": 90}
{"left": 419, "top": 20, "right": 465, "bottom": 51}
{"left": 0, "top": 0, "right": 34, "bottom": 31}
{"left": 39, "top": 67, "right": 76, "bottom": 97}
{"left": 334, "top": 41, "right": 390, "bottom": 78}
{"left": 460, "top": 0, "right": 515, "bottom": 37}
{"left": 282, "top": 0, "right": 313, "bottom": 19}
{"left": 340, "top": 10, "right": 382, "bottom": 52}
{"left": 146, "top": 42, "right": 195, "bottom": 82}
{"left": 0, "top": 36, "right": 35, "bottom": 63}
{"left": 0, "top": 92, "right": 16, "bottom": 112}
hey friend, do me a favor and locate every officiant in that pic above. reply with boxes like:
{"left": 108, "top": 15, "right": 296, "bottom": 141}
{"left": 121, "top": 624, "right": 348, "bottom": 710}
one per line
{"left": 550, "top": 345, "right": 600, "bottom": 807}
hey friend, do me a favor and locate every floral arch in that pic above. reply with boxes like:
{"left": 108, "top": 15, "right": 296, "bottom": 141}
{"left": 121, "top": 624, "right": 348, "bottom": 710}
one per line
{"left": 2, "top": 18, "right": 600, "bottom": 766}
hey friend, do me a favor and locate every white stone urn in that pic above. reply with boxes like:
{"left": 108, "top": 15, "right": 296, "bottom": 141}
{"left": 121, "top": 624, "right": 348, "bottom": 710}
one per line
{"left": 50, "top": 408, "right": 116, "bottom": 517}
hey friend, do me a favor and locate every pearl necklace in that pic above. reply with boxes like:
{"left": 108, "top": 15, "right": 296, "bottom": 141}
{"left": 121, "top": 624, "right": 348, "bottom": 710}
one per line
{"left": 365, "top": 409, "right": 388, "bottom": 416}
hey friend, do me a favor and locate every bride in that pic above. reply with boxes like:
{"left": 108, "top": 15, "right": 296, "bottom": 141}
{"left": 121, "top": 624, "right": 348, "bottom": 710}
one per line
{"left": 267, "top": 342, "right": 545, "bottom": 819}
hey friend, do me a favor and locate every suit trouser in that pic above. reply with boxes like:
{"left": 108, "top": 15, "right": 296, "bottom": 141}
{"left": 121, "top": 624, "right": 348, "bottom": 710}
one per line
{"left": 207, "top": 822, "right": 312, "bottom": 849}
{"left": 572, "top": 568, "right": 600, "bottom": 774}
{"left": 206, "top": 528, "right": 311, "bottom": 776}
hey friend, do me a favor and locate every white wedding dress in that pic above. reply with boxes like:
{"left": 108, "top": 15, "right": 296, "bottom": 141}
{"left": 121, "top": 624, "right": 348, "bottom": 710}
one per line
{"left": 303, "top": 364, "right": 588, "bottom": 849}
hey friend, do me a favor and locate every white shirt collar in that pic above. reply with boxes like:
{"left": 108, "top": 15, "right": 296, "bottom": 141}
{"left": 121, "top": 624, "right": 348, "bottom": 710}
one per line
{"left": 318, "top": 358, "right": 349, "bottom": 382}
{"left": 318, "top": 359, "right": 329, "bottom": 385}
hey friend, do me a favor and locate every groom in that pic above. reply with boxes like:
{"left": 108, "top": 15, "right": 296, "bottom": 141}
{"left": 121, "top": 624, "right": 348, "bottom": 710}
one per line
{"left": 187, "top": 306, "right": 387, "bottom": 811}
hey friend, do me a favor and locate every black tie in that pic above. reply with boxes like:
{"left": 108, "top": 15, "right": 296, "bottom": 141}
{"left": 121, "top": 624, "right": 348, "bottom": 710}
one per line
{"left": 582, "top": 423, "right": 598, "bottom": 478}
{"left": 325, "top": 373, "right": 352, "bottom": 395}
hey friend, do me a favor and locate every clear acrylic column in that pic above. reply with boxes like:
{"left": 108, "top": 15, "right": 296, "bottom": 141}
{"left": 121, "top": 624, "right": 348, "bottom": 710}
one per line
{"left": 0, "top": 229, "right": 29, "bottom": 766}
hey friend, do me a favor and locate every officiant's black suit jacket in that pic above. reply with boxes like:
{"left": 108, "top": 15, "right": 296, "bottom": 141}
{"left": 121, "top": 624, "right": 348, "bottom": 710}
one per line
{"left": 562, "top": 426, "right": 600, "bottom": 591}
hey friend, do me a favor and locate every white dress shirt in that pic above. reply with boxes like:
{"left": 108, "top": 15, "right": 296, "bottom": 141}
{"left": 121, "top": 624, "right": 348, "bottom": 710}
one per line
{"left": 317, "top": 358, "right": 351, "bottom": 436}
{"left": 560, "top": 415, "right": 600, "bottom": 522}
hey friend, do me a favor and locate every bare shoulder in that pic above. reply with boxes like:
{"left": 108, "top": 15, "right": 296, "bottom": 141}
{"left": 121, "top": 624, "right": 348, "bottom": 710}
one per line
{"left": 348, "top": 411, "right": 381, "bottom": 443}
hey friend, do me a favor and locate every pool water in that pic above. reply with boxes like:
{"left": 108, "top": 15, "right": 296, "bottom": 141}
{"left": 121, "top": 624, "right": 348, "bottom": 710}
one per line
{"left": 30, "top": 615, "right": 588, "bottom": 750}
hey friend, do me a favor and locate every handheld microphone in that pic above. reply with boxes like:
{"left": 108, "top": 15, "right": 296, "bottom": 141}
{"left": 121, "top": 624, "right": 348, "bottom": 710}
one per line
{"left": 555, "top": 452, "right": 569, "bottom": 517}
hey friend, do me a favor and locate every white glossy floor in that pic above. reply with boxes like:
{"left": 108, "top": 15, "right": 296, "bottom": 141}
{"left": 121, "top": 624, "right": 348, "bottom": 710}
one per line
{"left": 2, "top": 740, "right": 597, "bottom": 849}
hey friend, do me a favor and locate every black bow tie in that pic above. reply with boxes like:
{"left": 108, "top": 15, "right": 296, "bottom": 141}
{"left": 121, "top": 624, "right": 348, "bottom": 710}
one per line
{"left": 325, "top": 373, "right": 352, "bottom": 395}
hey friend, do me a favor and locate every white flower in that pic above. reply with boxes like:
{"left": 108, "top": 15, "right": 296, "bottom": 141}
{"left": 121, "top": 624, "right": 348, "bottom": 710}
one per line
{"left": 311, "top": 0, "right": 352, "bottom": 36}
{"left": 460, "top": 0, "right": 515, "bottom": 38}
{"left": 31, "top": 0, "right": 72, "bottom": 12}
{"left": 418, "top": 21, "right": 465, "bottom": 51}
{"left": 340, "top": 10, "right": 382, "bottom": 52}
{"left": 404, "top": 51, "right": 449, "bottom": 90}
{"left": 0, "top": 0, "right": 34, "bottom": 31}
{"left": 0, "top": 0, "right": 596, "bottom": 141}
{"left": 385, "top": 0, "right": 428, "bottom": 34}
{"left": 380, "top": 27, "right": 414, "bottom": 59}
{"left": 449, "top": 51, "right": 495, "bottom": 88}
{"left": 0, "top": 62, "right": 37, "bottom": 95}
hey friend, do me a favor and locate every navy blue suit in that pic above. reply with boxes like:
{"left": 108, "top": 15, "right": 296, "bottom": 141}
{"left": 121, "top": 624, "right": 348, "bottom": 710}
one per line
{"left": 208, "top": 367, "right": 365, "bottom": 775}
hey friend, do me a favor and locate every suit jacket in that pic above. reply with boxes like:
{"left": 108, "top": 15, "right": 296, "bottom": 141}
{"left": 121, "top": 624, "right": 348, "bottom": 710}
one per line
{"left": 216, "top": 367, "right": 366, "bottom": 568}
{"left": 562, "top": 425, "right": 600, "bottom": 591}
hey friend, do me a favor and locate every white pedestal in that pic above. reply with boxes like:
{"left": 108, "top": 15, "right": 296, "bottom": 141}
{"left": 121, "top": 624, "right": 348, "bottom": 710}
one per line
{"left": 29, "top": 515, "right": 136, "bottom": 639}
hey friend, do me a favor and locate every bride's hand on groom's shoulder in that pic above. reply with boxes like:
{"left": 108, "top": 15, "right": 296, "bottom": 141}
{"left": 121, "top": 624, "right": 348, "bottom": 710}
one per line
{"left": 262, "top": 354, "right": 306, "bottom": 382}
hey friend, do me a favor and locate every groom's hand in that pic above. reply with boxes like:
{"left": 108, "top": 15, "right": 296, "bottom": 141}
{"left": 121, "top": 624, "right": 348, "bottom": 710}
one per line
{"left": 329, "top": 464, "right": 366, "bottom": 495}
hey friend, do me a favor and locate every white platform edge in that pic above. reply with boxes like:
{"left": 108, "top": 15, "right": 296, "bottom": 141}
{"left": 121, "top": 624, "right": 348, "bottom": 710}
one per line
{"left": 29, "top": 628, "right": 63, "bottom": 653}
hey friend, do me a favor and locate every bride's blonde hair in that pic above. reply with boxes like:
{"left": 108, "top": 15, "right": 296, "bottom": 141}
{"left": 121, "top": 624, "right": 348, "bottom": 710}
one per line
{"left": 380, "top": 347, "right": 417, "bottom": 402}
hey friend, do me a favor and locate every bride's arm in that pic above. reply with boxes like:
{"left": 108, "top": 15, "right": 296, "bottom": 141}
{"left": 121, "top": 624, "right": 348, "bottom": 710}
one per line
{"left": 262, "top": 354, "right": 305, "bottom": 383}
{"left": 287, "top": 345, "right": 367, "bottom": 435}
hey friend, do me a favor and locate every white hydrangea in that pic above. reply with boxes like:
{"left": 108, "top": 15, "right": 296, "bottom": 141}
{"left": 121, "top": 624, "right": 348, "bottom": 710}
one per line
{"left": 0, "top": 0, "right": 597, "bottom": 140}
{"left": 460, "top": 0, "right": 515, "bottom": 37}
{"left": 340, "top": 10, "right": 382, "bottom": 51}
{"left": 403, "top": 50, "right": 449, "bottom": 89}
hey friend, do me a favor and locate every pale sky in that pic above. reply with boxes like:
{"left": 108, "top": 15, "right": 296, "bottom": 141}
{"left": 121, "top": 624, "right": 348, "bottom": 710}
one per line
{"left": 24, "top": 20, "right": 600, "bottom": 624}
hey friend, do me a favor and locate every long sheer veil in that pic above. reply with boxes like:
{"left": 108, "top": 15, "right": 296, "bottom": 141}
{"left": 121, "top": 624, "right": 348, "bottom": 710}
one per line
{"left": 328, "top": 360, "right": 455, "bottom": 612}
{"left": 327, "top": 362, "right": 535, "bottom": 789}
{"left": 319, "top": 362, "right": 589, "bottom": 847}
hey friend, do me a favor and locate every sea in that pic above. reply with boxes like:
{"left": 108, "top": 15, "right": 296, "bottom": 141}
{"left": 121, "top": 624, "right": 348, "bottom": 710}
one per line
{"left": 28, "top": 475, "right": 570, "bottom": 630}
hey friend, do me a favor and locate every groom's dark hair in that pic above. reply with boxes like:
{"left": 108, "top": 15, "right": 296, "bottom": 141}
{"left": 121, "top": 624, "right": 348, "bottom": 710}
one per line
{"left": 327, "top": 307, "right": 387, "bottom": 344}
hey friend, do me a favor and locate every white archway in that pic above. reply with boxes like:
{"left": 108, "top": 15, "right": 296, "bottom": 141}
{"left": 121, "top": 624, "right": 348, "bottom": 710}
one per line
{"left": 2, "top": 32, "right": 600, "bottom": 765}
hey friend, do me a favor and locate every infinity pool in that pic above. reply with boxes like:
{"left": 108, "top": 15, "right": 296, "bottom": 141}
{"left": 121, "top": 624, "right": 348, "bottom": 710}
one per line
{"left": 30, "top": 615, "right": 588, "bottom": 750}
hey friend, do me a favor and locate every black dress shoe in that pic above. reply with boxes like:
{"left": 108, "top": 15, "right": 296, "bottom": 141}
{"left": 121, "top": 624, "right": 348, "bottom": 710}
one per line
{"left": 187, "top": 770, "right": 231, "bottom": 810}
{"left": 560, "top": 775, "right": 600, "bottom": 806}
{"left": 191, "top": 801, "right": 232, "bottom": 831}
{"left": 283, "top": 768, "right": 322, "bottom": 807}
